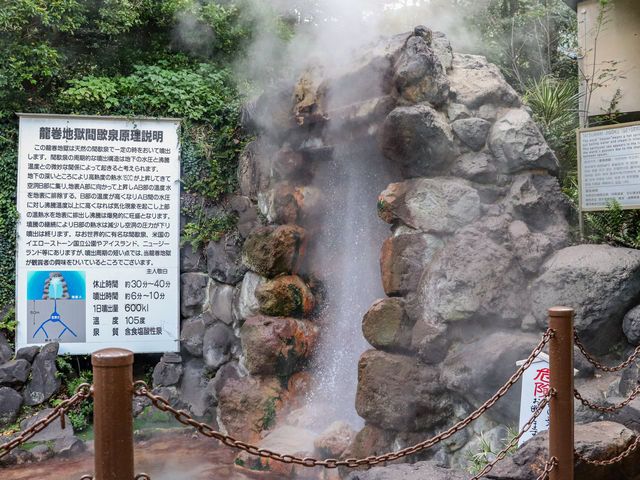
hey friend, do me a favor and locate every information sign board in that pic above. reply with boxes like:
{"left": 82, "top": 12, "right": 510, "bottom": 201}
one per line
{"left": 578, "top": 121, "right": 640, "bottom": 211}
{"left": 15, "top": 114, "right": 181, "bottom": 354}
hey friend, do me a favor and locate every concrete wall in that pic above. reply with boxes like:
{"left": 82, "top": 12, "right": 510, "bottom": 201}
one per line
{"left": 577, "top": 0, "right": 640, "bottom": 118}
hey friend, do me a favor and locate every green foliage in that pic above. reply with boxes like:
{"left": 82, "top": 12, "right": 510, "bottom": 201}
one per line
{"left": 466, "top": 428, "right": 517, "bottom": 474}
{"left": 51, "top": 367, "right": 94, "bottom": 432}
{"left": 181, "top": 213, "right": 237, "bottom": 252}
{"left": 0, "top": 0, "right": 264, "bottom": 314}
{"left": 523, "top": 75, "right": 580, "bottom": 181}
{"left": 583, "top": 200, "right": 640, "bottom": 249}
{"left": 255, "top": 396, "right": 279, "bottom": 432}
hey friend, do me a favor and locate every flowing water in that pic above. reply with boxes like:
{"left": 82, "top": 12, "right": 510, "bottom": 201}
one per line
{"left": 303, "top": 137, "right": 395, "bottom": 431}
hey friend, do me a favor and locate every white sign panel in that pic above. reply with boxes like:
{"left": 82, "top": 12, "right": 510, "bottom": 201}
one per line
{"left": 15, "top": 114, "right": 181, "bottom": 354}
{"left": 578, "top": 122, "right": 640, "bottom": 211}
{"left": 517, "top": 355, "right": 550, "bottom": 447}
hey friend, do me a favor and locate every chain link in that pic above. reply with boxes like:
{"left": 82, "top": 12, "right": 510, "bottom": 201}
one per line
{"left": 469, "top": 393, "right": 552, "bottom": 480}
{"left": 135, "top": 474, "right": 151, "bottom": 480}
{"left": 133, "top": 328, "right": 553, "bottom": 469}
{"left": 0, "top": 383, "right": 92, "bottom": 459}
{"left": 533, "top": 457, "right": 558, "bottom": 480}
{"left": 574, "top": 433, "right": 640, "bottom": 466}
{"left": 574, "top": 385, "right": 640, "bottom": 412}
{"left": 574, "top": 329, "right": 640, "bottom": 372}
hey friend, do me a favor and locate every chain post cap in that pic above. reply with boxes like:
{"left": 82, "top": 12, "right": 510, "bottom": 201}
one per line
{"left": 548, "top": 306, "right": 574, "bottom": 317}
{"left": 91, "top": 348, "right": 134, "bottom": 367}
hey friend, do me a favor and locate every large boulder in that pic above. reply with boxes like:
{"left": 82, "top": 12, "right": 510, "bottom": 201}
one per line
{"left": 23, "top": 342, "right": 60, "bottom": 406}
{"left": 531, "top": 245, "right": 640, "bottom": 354}
{"left": 489, "top": 109, "right": 559, "bottom": 175}
{"left": 240, "top": 316, "right": 317, "bottom": 377}
{"left": 418, "top": 215, "right": 527, "bottom": 327}
{"left": 380, "top": 228, "right": 444, "bottom": 296}
{"left": 378, "top": 178, "right": 481, "bottom": 234}
{"left": 441, "top": 332, "right": 543, "bottom": 421}
{"left": 218, "top": 376, "right": 283, "bottom": 442}
{"left": 20, "top": 408, "right": 73, "bottom": 442}
{"left": 448, "top": 54, "right": 520, "bottom": 109}
{"left": 255, "top": 275, "right": 315, "bottom": 317}
{"left": 227, "top": 195, "right": 260, "bottom": 239}
{"left": 355, "top": 350, "right": 450, "bottom": 431}
{"left": 484, "top": 422, "right": 640, "bottom": 480}
{"left": 393, "top": 35, "right": 450, "bottom": 106}
{"left": 206, "top": 234, "right": 247, "bottom": 285}
{"left": 242, "top": 225, "right": 307, "bottom": 278}
{"left": 315, "top": 421, "right": 358, "bottom": 459}
{"left": 379, "top": 104, "right": 455, "bottom": 178}
{"left": 362, "top": 298, "right": 413, "bottom": 351}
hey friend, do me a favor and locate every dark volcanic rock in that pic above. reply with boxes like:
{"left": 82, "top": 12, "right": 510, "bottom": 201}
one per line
{"left": 15, "top": 345, "right": 40, "bottom": 363}
{"left": 449, "top": 54, "right": 520, "bottom": 109}
{"left": 362, "top": 298, "right": 413, "bottom": 351}
{"left": 0, "top": 331, "right": 12, "bottom": 364}
{"left": 0, "top": 386, "right": 23, "bottom": 426}
{"left": 206, "top": 235, "right": 247, "bottom": 285}
{"left": 441, "top": 331, "right": 543, "bottom": 421}
{"left": 452, "top": 117, "right": 491, "bottom": 152}
{"left": 450, "top": 152, "right": 498, "bottom": 184}
{"left": 240, "top": 316, "right": 317, "bottom": 376}
{"left": 623, "top": 305, "right": 640, "bottom": 345}
{"left": 23, "top": 342, "right": 60, "bottom": 406}
{"left": 242, "top": 225, "right": 307, "bottom": 278}
{"left": 355, "top": 350, "right": 450, "bottom": 431}
{"left": 489, "top": 109, "right": 559, "bottom": 175}
{"left": 380, "top": 228, "right": 443, "bottom": 296}
{"left": 180, "top": 272, "right": 209, "bottom": 318}
{"left": 531, "top": 245, "right": 640, "bottom": 355}
{"left": 152, "top": 357, "right": 183, "bottom": 387}
{"left": 393, "top": 36, "right": 450, "bottom": 106}
{"left": 0, "top": 359, "right": 30, "bottom": 386}
{"left": 203, "top": 323, "right": 235, "bottom": 369}
{"left": 255, "top": 275, "right": 315, "bottom": 317}
{"left": 379, "top": 104, "right": 455, "bottom": 177}
{"left": 346, "top": 461, "right": 468, "bottom": 480}
{"left": 484, "top": 422, "right": 640, "bottom": 480}
{"left": 419, "top": 215, "right": 527, "bottom": 327}
{"left": 378, "top": 178, "right": 480, "bottom": 234}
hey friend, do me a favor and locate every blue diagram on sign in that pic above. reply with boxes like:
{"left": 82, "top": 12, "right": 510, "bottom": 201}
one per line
{"left": 32, "top": 298, "right": 77, "bottom": 339}
{"left": 27, "top": 271, "right": 86, "bottom": 343}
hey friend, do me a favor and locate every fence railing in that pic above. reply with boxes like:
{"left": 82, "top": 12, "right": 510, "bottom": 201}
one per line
{"left": 2, "top": 306, "right": 640, "bottom": 480}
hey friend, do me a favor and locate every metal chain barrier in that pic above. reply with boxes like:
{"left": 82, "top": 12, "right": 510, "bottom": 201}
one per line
{"left": 574, "top": 433, "right": 640, "bottom": 466}
{"left": 0, "top": 383, "right": 92, "bottom": 459}
{"left": 574, "top": 385, "right": 640, "bottom": 412}
{"left": 469, "top": 393, "right": 552, "bottom": 480}
{"left": 532, "top": 457, "right": 558, "bottom": 480}
{"left": 574, "top": 329, "right": 640, "bottom": 372}
{"left": 132, "top": 328, "right": 554, "bottom": 469}
{"left": 80, "top": 476, "right": 149, "bottom": 479}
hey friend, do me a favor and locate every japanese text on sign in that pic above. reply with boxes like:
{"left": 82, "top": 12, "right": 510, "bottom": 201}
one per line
{"left": 15, "top": 114, "right": 181, "bottom": 354}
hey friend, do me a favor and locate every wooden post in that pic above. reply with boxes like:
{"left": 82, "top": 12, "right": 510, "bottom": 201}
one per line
{"left": 548, "top": 307, "right": 574, "bottom": 480}
{"left": 92, "top": 348, "right": 135, "bottom": 480}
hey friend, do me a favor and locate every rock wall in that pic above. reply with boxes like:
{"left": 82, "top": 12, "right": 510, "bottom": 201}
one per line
{"left": 169, "top": 25, "right": 640, "bottom": 470}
